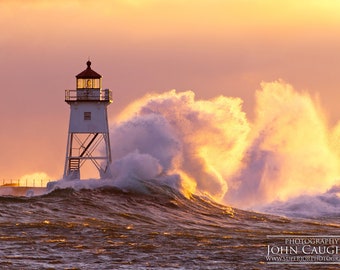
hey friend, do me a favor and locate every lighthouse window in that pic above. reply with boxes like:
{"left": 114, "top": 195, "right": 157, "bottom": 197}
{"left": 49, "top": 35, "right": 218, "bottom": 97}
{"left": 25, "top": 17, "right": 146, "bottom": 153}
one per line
{"left": 84, "top": 112, "right": 91, "bottom": 120}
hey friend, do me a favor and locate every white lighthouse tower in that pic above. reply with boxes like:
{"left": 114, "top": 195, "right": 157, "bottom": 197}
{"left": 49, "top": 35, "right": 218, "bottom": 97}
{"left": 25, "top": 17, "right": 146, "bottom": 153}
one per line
{"left": 64, "top": 61, "right": 112, "bottom": 179}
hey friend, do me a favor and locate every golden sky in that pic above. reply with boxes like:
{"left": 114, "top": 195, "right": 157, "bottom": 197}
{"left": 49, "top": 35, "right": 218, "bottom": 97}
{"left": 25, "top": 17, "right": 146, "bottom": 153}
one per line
{"left": 1, "top": 0, "right": 340, "bottom": 179}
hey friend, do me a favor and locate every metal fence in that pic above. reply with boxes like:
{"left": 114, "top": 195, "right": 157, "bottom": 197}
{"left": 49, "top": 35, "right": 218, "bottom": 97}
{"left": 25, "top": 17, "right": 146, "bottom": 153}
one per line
{"left": 65, "top": 89, "right": 112, "bottom": 103}
{"left": 0, "top": 179, "right": 51, "bottom": 188}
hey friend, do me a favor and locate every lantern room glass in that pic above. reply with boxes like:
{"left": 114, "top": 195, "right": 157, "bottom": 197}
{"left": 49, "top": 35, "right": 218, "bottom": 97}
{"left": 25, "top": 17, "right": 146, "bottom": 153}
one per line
{"left": 77, "top": 78, "right": 102, "bottom": 89}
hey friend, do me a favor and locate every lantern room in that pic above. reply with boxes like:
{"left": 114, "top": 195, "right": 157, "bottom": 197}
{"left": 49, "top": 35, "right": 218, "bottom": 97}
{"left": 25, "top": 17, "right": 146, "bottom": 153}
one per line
{"left": 76, "top": 60, "right": 102, "bottom": 89}
{"left": 65, "top": 61, "right": 112, "bottom": 103}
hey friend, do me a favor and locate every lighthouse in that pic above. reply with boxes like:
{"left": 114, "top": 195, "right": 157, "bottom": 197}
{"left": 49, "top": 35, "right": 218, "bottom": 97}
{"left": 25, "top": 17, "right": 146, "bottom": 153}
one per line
{"left": 64, "top": 61, "right": 112, "bottom": 179}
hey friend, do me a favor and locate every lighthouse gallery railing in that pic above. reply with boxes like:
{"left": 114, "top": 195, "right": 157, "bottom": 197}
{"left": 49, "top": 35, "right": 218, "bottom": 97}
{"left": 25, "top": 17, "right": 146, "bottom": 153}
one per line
{"left": 65, "top": 89, "right": 112, "bottom": 102}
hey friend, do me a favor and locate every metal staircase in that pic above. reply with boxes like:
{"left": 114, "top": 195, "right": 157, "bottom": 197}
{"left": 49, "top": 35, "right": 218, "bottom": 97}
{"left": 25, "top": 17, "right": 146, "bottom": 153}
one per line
{"left": 68, "top": 158, "right": 80, "bottom": 179}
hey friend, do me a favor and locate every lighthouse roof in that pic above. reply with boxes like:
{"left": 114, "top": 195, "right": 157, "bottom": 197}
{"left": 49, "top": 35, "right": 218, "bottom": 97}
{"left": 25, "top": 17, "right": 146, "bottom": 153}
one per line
{"left": 76, "top": 61, "right": 102, "bottom": 79}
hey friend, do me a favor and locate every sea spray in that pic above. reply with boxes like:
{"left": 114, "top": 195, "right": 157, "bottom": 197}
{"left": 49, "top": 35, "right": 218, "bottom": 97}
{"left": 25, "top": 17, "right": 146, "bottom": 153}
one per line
{"left": 226, "top": 81, "right": 340, "bottom": 208}
{"left": 259, "top": 186, "right": 340, "bottom": 218}
{"left": 109, "top": 90, "right": 250, "bottom": 199}
{"left": 107, "top": 82, "right": 340, "bottom": 214}
{"left": 48, "top": 81, "right": 340, "bottom": 217}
